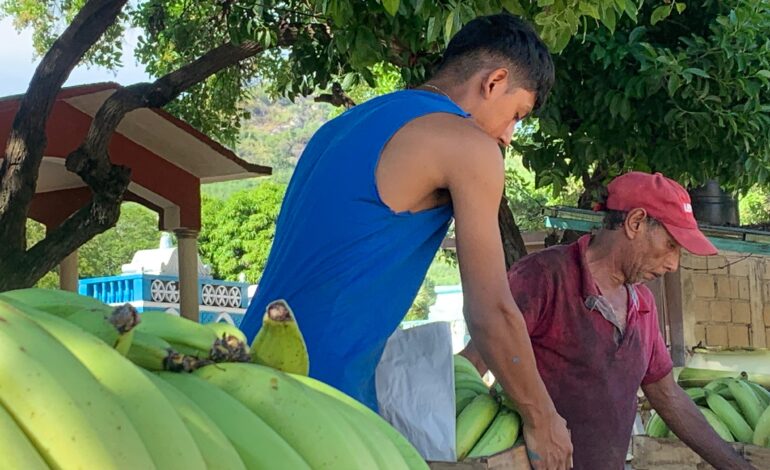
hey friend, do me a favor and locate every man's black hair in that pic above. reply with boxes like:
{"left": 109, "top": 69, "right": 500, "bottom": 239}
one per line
{"left": 435, "top": 13, "right": 555, "bottom": 110}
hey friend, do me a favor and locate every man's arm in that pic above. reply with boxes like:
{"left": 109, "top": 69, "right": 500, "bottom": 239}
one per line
{"left": 444, "top": 127, "right": 571, "bottom": 470}
{"left": 643, "top": 373, "right": 754, "bottom": 470}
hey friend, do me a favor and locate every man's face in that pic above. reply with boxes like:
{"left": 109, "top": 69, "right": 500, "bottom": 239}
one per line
{"left": 472, "top": 71, "right": 536, "bottom": 147}
{"left": 625, "top": 222, "right": 682, "bottom": 284}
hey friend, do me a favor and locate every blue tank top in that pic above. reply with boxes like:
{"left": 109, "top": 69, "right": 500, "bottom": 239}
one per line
{"left": 240, "top": 89, "right": 470, "bottom": 410}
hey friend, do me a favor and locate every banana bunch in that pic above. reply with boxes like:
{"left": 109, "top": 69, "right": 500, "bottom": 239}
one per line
{"left": 646, "top": 371, "right": 770, "bottom": 448}
{"left": 453, "top": 354, "right": 523, "bottom": 461}
{"left": 0, "top": 288, "right": 428, "bottom": 469}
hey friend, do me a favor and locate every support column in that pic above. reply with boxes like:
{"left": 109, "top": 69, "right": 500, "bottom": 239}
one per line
{"left": 175, "top": 229, "right": 200, "bottom": 322}
{"left": 59, "top": 250, "right": 79, "bottom": 292}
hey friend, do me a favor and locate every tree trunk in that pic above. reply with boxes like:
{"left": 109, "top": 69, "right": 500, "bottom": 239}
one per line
{"left": 0, "top": 0, "right": 129, "bottom": 258}
{"left": 498, "top": 196, "right": 528, "bottom": 270}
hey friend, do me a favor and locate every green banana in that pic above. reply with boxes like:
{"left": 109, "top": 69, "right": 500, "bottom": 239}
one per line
{"left": 290, "top": 373, "right": 429, "bottom": 470}
{"left": 456, "top": 393, "right": 499, "bottom": 460}
{"left": 1, "top": 295, "right": 137, "bottom": 355}
{"left": 135, "top": 314, "right": 249, "bottom": 364}
{"left": 698, "top": 407, "right": 735, "bottom": 442}
{"left": 455, "top": 369, "right": 486, "bottom": 385}
{"left": 456, "top": 388, "right": 479, "bottom": 416}
{"left": 137, "top": 311, "right": 218, "bottom": 352}
{"left": 167, "top": 340, "right": 209, "bottom": 358}
{"left": 748, "top": 381, "right": 770, "bottom": 409}
{"left": 705, "top": 389, "right": 754, "bottom": 443}
{"left": 456, "top": 378, "right": 489, "bottom": 395}
{"left": 159, "top": 372, "right": 310, "bottom": 470}
{"left": 0, "top": 287, "right": 112, "bottom": 318}
{"left": 142, "top": 371, "right": 246, "bottom": 470}
{"left": 250, "top": 299, "right": 309, "bottom": 375}
{"left": 67, "top": 305, "right": 138, "bottom": 355}
{"left": 126, "top": 330, "right": 203, "bottom": 372}
{"left": 645, "top": 412, "right": 670, "bottom": 438}
{"left": 466, "top": 407, "right": 521, "bottom": 458}
{"left": 296, "top": 381, "right": 409, "bottom": 470}
{"left": 0, "top": 299, "right": 154, "bottom": 469}
{"left": 0, "top": 402, "right": 48, "bottom": 470}
{"left": 727, "top": 379, "right": 765, "bottom": 429}
{"left": 727, "top": 399, "right": 742, "bottom": 414}
{"left": 680, "top": 368, "right": 770, "bottom": 389}
{"left": 751, "top": 404, "right": 770, "bottom": 447}
{"left": 24, "top": 305, "right": 206, "bottom": 470}
{"left": 454, "top": 354, "right": 483, "bottom": 382}
{"left": 196, "top": 362, "right": 378, "bottom": 469}
{"left": 207, "top": 321, "right": 249, "bottom": 346}
{"left": 685, "top": 387, "right": 707, "bottom": 405}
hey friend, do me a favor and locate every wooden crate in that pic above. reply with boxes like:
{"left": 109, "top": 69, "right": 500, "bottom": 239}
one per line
{"left": 428, "top": 445, "right": 531, "bottom": 470}
{"left": 428, "top": 437, "right": 770, "bottom": 469}
{"left": 630, "top": 436, "right": 770, "bottom": 470}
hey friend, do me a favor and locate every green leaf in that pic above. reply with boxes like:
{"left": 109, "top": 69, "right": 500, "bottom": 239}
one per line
{"left": 600, "top": 7, "right": 617, "bottom": 32}
{"left": 683, "top": 68, "right": 709, "bottom": 78}
{"left": 623, "top": 0, "right": 638, "bottom": 22}
{"left": 619, "top": 96, "right": 631, "bottom": 121}
{"left": 667, "top": 75, "right": 681, "bottom": 96}
{"left": 675, "top": 2, "right": 687, "bottom": 14}
{"left": 382, "top": 0, "right": 400, "bottom": 16}
{"left": 538, "top": 0, "right": 555, "bottom": 6}
{"left": 578, "top": 2, "right": 601, "bottom": 19}
{"left": 500, "top": 0, "right": 525, "bottom": 15}
{"left": 650, "top": 5, "right": 672, "bottom": 25}
{"left": 444, "top": 9, "right": 459, "bottom": 45}
{"left": 756, "top": 70, "right": 770, "bottom": 79}
{"left": 341, "top": 72, "right": 357, "bottom": 89}
{"left": 609, "top": 93, "right": 622, "bottom": 117}
{"left": 426, "top": 16, "right": 439, "bottom": 43}
{"left": 552, "top": 26, "right": 572, "bottom": 53}
{"left": 628, "top": 26, "right": 646, "bottom": 43}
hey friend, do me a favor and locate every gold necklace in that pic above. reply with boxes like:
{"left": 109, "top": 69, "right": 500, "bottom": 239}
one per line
{"left": 419, "top": 83, "right": 450, "bottom": 99}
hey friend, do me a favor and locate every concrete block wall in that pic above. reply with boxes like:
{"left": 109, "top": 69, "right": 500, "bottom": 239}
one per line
{"left": 680, "top": 251, "right": 768, "bottom": 349}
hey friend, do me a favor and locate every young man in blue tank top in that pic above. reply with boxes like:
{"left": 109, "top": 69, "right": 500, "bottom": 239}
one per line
{"left": 241, "top": 14, "right": 572, "bottom": 469}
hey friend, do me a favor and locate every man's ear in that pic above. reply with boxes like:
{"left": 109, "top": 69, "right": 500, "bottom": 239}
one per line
{"left": 624, "top": 208, "right": 649, "bottom": 240}
{"left": 481, "top": 68, "right": 510, "bottom": 98}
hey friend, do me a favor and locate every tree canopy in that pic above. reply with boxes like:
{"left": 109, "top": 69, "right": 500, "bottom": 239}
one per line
{"left": 199, "top": 181, "right": 286, "bottom": 283}
{"left": 0, "top": 0, "right": 644, "bottom": 288}
{"left": 516, "top": 0, "right": 770, "bottom": 200}
{"left": 3, "top": 0, "right": 643, "bottom": 143}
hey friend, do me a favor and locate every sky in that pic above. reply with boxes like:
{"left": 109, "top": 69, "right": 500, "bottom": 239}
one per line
{"left": 0, "top": 17, "right": 151, "bottom": 97}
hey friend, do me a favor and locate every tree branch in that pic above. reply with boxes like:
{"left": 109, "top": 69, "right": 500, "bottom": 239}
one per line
{"left": 0, "top": 193, "right": 124, "bottom": 291}
{"left": 0, "top": 0, "right": 128, "bottom": 255}
{"left": 314, "top": 82, "right": 356, "bottom": 108}
{"left": 66, "top": 21, "right": 301, "bottom": 181}
{"left": 30, "top": 22, "right": 307, "bottom": 283}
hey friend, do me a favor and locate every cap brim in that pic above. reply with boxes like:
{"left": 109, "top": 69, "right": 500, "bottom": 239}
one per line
{"left": 662, "top": 223, "right": 718, "bottom": 256}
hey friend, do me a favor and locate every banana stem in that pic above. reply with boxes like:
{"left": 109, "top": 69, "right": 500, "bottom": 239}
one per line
{"left": 109, "top": 304, "right": 140, "bottom": 334}
{"left": 267, "top": 300, "right": 291, "bottom": 322}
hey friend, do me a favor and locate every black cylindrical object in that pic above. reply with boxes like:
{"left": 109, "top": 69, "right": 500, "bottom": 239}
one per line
{"left": 688, "top": 180, "right": 739, "bottom": 226}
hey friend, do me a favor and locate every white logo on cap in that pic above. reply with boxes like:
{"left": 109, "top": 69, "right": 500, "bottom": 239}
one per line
{"left": 683, "top": 203, "right": 692, "bottom": 213}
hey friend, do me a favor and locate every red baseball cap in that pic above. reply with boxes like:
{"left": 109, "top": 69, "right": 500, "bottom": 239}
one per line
{"left": 604, "top": 172, "right": 718, "bottom": 256}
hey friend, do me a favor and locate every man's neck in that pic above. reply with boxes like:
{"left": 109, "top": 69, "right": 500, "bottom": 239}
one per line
{"left": 585, "top": 232, "right": 628, "bottom": 292}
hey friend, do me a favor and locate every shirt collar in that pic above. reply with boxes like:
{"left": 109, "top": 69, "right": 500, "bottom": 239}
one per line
{"left": 575, "top": 234, "right": 650, "bottom": 315}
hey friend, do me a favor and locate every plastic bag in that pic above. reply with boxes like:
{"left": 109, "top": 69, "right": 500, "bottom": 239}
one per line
{"left": 375, "top": 321, "right": 456, "bottom": 462}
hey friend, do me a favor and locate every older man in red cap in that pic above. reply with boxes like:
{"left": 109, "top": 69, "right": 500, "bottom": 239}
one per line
{"left": 463, "top": 172, "right": 754, "bottom": 469}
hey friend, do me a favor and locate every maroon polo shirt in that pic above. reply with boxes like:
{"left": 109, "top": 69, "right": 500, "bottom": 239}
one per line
{"left": 508, "top": 235, "right": 673, "bottom": 470}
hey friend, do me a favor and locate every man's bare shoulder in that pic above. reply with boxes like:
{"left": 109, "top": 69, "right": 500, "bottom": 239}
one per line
{"left": 409, "top": 113, "right": 500, "bottom": 157}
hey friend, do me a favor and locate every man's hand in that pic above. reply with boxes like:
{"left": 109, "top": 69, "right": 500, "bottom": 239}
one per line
{"left": 522, "top": 414, "right": 573, "bottom": 470}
